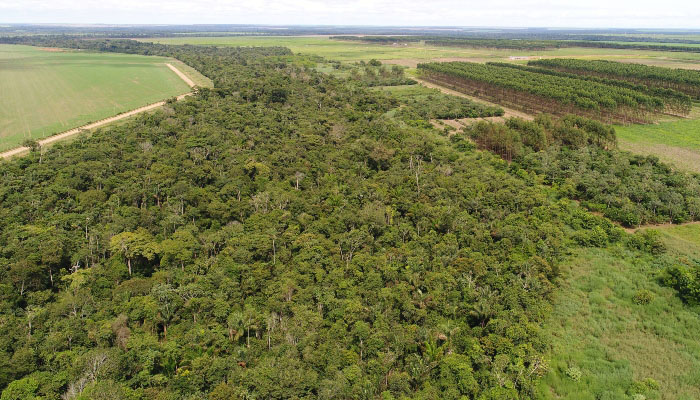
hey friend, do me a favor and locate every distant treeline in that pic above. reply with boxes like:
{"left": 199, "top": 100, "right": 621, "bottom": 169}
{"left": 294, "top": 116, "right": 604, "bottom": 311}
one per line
{"left": 331, "top": 36, "right": 559, "bottom": 50}
{"left": 331, "top": 35, "right": 700, "bottom": 53}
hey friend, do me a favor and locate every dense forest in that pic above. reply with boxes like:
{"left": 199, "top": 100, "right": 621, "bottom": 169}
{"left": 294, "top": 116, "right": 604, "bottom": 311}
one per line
{"left": 464, "top": 116, "right": 700, "bottom": 226}
{"left": 0, "top": 37, "right": 698, "bottom": 400}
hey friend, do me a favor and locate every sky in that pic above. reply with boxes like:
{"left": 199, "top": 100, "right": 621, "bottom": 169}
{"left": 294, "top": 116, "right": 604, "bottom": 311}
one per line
{"left": 1, "top": 0, "right": 699, "bottom": 29}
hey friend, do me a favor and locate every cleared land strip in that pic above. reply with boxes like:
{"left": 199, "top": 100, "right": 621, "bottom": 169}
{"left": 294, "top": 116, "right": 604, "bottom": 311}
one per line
{"left": 623, "top": 220, "right": 700, "bottom": 233}
{"left": 1, "top": 63, "right": 196, "bottom": 160}
{"left": 167, "top": 63, "right": 196, "bottom": 88}
{"left": 413, "top": 77, "right": 534, "bottom": 120}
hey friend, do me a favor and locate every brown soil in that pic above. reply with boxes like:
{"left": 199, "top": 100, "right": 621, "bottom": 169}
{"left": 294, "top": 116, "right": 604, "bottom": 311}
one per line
{"left": 166, "top": 63, "right": 196, "bottom": 88}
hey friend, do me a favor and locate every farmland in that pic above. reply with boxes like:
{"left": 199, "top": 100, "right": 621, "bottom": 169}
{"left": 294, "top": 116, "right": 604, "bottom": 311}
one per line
{"left": 615, "top": 117, "right": 700, "bottom": 173}
{"left": 141, "top": 35, "right": 700, "bottom": 66}
{"left": 417, "top": 61, "right": 684, "bottom": 123}
{"left": 0, "top": 45, "right": 198, "bottom": 151}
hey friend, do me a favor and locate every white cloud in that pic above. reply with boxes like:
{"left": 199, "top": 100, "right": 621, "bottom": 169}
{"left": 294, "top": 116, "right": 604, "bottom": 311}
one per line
{"left": 0, "top": 0, "right": 698, "bottom": 28}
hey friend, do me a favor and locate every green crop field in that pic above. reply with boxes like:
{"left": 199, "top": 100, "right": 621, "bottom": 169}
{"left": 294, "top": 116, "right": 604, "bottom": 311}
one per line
{"left": 141, "top": 36, "right": 700, "bottom": 66}
{"left": 539, "top": 247, "right": 700, "bottom": 400}
{"left": 0, "top": 45, "right": 195, "bottom": 151}
{"left": 616, "top": 114, "right": 700, "bottom": 173}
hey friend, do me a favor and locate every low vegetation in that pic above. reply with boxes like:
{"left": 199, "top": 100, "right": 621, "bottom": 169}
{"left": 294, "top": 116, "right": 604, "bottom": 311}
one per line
{"left": 0, "top": 44, "right": 194, "bottom": 151}
{"left": 538, "top": 247, "right": 700, "bottom": 400}
{"left": 347, "top": 60, "right": 417, "bottom": 87}
{"left": 615, "top": 118, "right": 700, "bottom": 174}
{"left": 375, "top": 85, "right": 503, "bottom": 123}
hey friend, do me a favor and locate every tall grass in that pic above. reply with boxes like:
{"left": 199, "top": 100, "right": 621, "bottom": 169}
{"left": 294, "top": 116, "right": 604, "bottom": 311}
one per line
{"left": 539, "top": 247, "right": 700, "bottom": 400}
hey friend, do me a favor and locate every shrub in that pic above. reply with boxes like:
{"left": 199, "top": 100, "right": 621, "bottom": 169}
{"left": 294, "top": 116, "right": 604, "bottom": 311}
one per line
{"left": 661, "top": 262, "right": 700, "bottom": 305}
{"left": 626, "top": 230, "right": 666, "bottom": 255}
{"left": 565, "top": 366, "right": 582, "bottom": 382}
{"left": 633, "top": 289, "right": 654, "bottom": 305}
{"left": 628, "top": 377, "right": 660, "bottom": 398}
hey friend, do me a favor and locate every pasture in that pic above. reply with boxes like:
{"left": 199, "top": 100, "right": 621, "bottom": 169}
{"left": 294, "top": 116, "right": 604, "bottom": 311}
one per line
{"left": 654, "top": 223, "right": 700, "bottom": 256}
{"left": 539, "top": 247, "right": 700, "bottom": 400}
{"left": 0, "top": 45, "right": 197, "bottom": 151}
{"left": 141, "top": 36, "right": 700, "bottom": 66}
{"left": 616, "top": 114, "right": 700, "bottom": 173}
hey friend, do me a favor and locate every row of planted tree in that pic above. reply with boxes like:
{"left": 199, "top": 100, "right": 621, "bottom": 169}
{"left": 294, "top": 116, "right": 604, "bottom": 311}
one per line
{"left": 417, "top": 60, "right": 697, "bottom": 124}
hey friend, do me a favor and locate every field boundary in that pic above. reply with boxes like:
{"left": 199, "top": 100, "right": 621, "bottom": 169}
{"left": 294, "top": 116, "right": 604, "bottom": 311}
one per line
{"left": 166, "top": 63, "right": 196, "bottom": 88}
{"left": 623, "top": 220, "right": 700, "bottom": 233}
{"left": 413, "top": 77, "right": 534, "bottom": 120}
{"left": 1, "top": 63, "right": 196, "bottom": 159}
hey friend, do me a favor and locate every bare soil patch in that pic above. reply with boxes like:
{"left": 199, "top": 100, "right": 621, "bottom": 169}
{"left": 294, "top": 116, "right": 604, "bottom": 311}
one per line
{"left": 166, "top": 63, "right": 196, "bottom": 88}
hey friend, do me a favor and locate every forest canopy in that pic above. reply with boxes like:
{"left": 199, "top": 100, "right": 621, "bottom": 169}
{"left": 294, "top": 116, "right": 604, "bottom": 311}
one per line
{"left": 0, "top": 37, "right": 696, "bottom": 400}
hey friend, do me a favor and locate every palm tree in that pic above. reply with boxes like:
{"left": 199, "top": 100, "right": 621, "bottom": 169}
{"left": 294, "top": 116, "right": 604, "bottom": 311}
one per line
{"left": 227, "top": 311, "right": 245, "bottom": 342}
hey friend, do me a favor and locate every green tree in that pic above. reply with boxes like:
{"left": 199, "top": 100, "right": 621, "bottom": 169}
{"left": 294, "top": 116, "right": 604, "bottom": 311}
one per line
{"left": 109, "top": 229, "right": 159, "bottom": 276}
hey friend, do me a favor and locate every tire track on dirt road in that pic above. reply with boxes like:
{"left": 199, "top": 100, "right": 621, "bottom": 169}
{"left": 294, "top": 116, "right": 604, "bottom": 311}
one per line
{"left": 166, "top": 63, "right": 196, "bottom": 88}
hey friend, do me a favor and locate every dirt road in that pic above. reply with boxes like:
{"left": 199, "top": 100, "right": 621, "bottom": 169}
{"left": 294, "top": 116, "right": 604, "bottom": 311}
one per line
{"left": 1, "top": 64, "right": 195, "bottom": 160}
{"left": 167, "top": 63, "right": 196, "bottom": 88}
{"left": 413, "top": 77, "right": 533, "bottom": 120}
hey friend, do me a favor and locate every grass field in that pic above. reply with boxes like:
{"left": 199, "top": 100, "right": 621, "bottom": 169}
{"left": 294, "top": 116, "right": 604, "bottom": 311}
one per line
{"left": 616, "top": 112, "right": 700, "bottom": 173}
{"left": 601, "top": 41, "right": 700, "bottom": 49}
{"left": 654, "top": 224, "right": 700, "bottom": 257}
{"left": 141, "top": 36, "right": 700, "bottom": 67}
{"left": 538, "top": 247, "right": 700, "bottom": 400}
{"left": 0, "top": 45, "right": 198, "bottom": 151}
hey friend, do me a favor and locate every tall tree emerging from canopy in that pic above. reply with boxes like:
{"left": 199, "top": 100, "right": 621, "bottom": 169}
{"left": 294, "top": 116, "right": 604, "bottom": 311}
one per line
{"left": 109, "top": 229, "right": 159, "bottom": 276}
